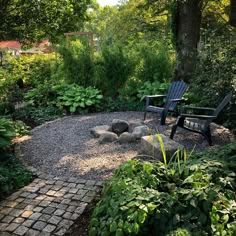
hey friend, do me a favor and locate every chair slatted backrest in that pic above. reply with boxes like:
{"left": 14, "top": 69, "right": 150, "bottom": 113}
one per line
{"left": 165, "top": 80, "right": 188, "bottom": 111}
{"left": 213, "top": 93, "right": 232, "bottom": 117}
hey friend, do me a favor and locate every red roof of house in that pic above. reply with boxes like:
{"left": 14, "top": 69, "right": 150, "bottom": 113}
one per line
{"left": 0, "top": 41, "right": 21, "bottom": 49}
{"left": 0, "top": 40, "right": 50, "bottom": 49}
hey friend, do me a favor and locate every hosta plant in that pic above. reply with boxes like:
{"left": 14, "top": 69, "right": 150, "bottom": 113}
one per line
{"left": 54, "top": 84, "right": 103, "bottom": 113}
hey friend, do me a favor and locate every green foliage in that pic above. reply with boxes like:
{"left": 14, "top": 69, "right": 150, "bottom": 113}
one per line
{"left": 189, "top": 28, "right": 236, "bottom": 131}
{"left": 90, "top": 142, "right": 236, "bottom": 235}
{"left": 137, "top": 80, "right": 170, "bottom": 101}
{"left": 24, "top": 81, "right": 57, "bottom": 107}
{"left": 103, "top": 97, "right": 144, "bottom": 112}
{"left": 57, "top": 39, "right": 94, "bottom": 86}
{"left": 0, "top": 118, "right": 15, "bottom": 151}
{"left": 13, "top": 120, "right": 30, "bottom": 137}
{"left": 94, "top": 45, "right": 134, "bottom": 97}
{"left": 54, "top": 83, "right": 103, "bottom": 113}
{"left": 0, "top": 54, "right": 59, "bottom": 117}
{"left": 0, "top": 0, "right": 91, "bottom": 42}
{"left": 134, "top": 44, "right": 174, "bottom": 84}
{"left": 0, "top": 155, "right": 33, "bottom": 199}
{"left": 1, "top": 54, "right": 57, "bottom": 86}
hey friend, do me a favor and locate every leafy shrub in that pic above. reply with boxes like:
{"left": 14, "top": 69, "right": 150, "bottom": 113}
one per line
{"left": 0, "top": 155, "right": 33, "bottom": 199}
{"left": 13, "top": 105, "right": 63, "bottom": 127}
{"left": 103, "top": 97, "right": 144, "bottom": 112}
{"left": 137, "top": 80, "right": 170, "bottom": 101}
{"left": 0, "top": 54, "right": 58, "bottom": 117}
{"left": 189, "top": 30, "right": 236, "bottom": 131}
{"left": 54, "top": 84, "right": 103, "bottom": 113}
{"left": 0, "top": 54, "right": 57, "bottom": 87}
{"left": 94, "top": 45, "right": 134, "bottom": 97}
{"left": 133, "top": 43, "right": 174, "bottom": 84}
{"left": 90, "top": 142, "right": 236, "bottom": 235}
{"left": 0, "top": 118, "right": 15, "bottom": 152}
{"left": 24, "top": 81, "right": 57, "bottom": 107}
{"left": 13, "top": 120, "right": 30, "bottom": 137}
{"left": 57, "top": 39, "right": 94, "bottom": 86}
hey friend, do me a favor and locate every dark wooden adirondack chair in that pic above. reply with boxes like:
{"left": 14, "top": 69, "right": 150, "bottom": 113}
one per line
{"left": 144, "top": 80, "right": 188, "bottom": 125}
{"left": 170, "top": 93, "right": 232, "bottom": 145}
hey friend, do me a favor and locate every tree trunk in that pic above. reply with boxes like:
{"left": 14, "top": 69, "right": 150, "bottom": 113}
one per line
{"left": 174, "top": 0, "right": 203, "bottom": 83}
{"left": 230, "top": 0, "right": 236, "bottom": 26}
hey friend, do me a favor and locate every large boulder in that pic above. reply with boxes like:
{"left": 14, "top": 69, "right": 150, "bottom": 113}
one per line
{"left": 118, "top": 132, "right": 136, "bottom": 143}
{"left": 132, "top": 125, "right": 150, "bottom": 139}
{"left": 112, "top": 119, "right": 129, "bottom": 135}
{"left": 141, "top": 134, "right": 183, "bottom": 162}
{"left": 90, "top": 125, "right": 111, "bottom": 138}
{"left": 98, "top": 131, "right": 118, "bottom": 143}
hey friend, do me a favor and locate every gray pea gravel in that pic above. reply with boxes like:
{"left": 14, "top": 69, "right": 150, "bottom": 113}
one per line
{"left": 18, "top": 111, "right": 234, "bottom": 181}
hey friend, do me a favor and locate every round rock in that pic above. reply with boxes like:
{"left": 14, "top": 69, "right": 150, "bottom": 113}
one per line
{"left": 90, "top": 125, "right": 111, "bottom": 138}
{"left": 118, "top": 132, "right": 136, "bottom": 143}
{"left": 98, "top": 131, "right": 119, "bottom": 143}
{"left": 132, "top": 125, "right": 150, "bottom": 139}
{"left": 111, "top": 119, "right": 129, "bottom": 135}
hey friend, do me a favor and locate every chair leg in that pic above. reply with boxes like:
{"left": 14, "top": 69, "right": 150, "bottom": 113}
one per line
{"left": 170, "top": 116, "right": 184, "bottom": 139}
{"left": 170, "top": 124, "right": 178, "bottom": 139}
{"left": 160, "top": 111, "right": 167, "bottom": 125}
{"left": 204, "top": 128, "right": 212, "bottom": 146}
{"left": 144, "top": 110, "right": 147, "bottom": 121}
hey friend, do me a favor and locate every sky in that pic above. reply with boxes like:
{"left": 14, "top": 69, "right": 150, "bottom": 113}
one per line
{"left": 96, "top": 0, "right": 119, "bottom": 7}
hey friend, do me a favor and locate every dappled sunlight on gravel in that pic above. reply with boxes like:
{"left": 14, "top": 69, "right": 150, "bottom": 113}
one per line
{"left": 17, "top": 112, "right": 234, "bottom": 181}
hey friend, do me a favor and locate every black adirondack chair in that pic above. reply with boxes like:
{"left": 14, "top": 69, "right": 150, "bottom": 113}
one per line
{"left": 144, "top": 80, "right": 188, "bottom": 125}
{"left": 170, "top": 93, "right": 232, "bottom": 145}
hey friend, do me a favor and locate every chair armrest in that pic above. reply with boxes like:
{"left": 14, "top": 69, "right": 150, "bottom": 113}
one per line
{"left": 145, "top": 95, "right": 167, "bottom": 107}
{"left": 169, "top": 98, "right": 185, "bottom": 102}
{"left": 182, "top": 106, "right": 215, "bottom": 113}
{"left": 180, "top": 114, "right": 217, "bottom": 119}
{"left": 145, "top": 95, "right": 166, "bottom": 99}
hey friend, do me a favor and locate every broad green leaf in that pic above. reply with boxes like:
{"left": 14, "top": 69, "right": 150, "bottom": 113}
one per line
{"left": 69, "top": 106, "right": 77, "bottom": 113}
{"left": 110, "top": 221, "right": 117, "bottom": 232}
{"left": 115, "top": 229, "right": 124, "bottom": 236}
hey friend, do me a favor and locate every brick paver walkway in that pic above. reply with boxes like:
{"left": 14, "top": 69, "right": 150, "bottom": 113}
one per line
{"left": 0, "top": 172, "right": 103, "bottom": 236}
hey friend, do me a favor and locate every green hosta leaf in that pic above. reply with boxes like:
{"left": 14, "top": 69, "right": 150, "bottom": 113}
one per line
{"left": 138, "top": 210, "right": 147, "bottom": 224}
{"left": 133, "top": 223, "right": 140, "bottom": 234}
{"left": 147, "top": 203, "right": 157, "bottom": 211}
{"left": 124, "top": 221, "right": 132, "bottom": 234}
{"left": 85, "top": 100, "right": 94, "bottom": 106}
{"left": 222, "top": 214, "right": 229, "bottom": 224}
{"left": 96, "top": 95, "right": 103, "bottom": 99}
{"left": 79, "top": 102, "right": 85, "bottom": 108}
{"left": 110, "top": 221, "right": 117, "bottom": 232}
{"left": 64, "top": 101, "right": 73, "bottom": 106}
{"left": 115, "top": 229, "right": 124, "bottom": 236}
{"left": 139, "top": 204, "right": 148, "bottom": 213}
{"left": 69, "top": 106, "right": 77, "bottom": 113}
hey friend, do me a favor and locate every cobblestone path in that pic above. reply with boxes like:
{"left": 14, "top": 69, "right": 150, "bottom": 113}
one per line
{"left": 0, "top": 172, "right": 103, "bottom": 236}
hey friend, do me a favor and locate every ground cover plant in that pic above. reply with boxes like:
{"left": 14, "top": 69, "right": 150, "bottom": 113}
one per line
{"left": 0, "top": 118, "right": 32, "bottom": 199}
{"left": 89, "top": 141, "right": 236, "bottom": 235}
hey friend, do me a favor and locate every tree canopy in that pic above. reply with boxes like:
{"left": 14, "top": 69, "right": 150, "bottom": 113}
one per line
{"left": 0, "top": 0, "right": 92, "bottom": 42}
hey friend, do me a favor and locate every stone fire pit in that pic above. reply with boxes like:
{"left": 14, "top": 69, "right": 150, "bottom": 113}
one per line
{"left": 90, "top": 119, "right": 151, "bottom": 143}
